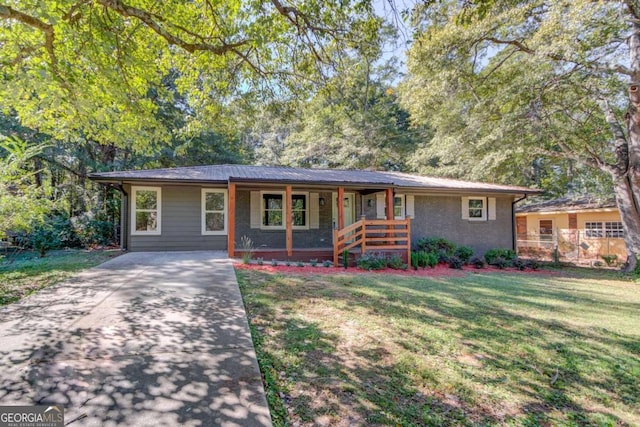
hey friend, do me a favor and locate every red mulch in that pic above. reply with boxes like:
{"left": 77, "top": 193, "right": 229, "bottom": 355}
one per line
{"left": 234, "top": 262, "right": 558, "bottom": 278}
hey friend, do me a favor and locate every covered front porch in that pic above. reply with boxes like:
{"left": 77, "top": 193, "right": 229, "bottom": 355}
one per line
{"left": 226, "top": 183, "right": 411, "bottom": 265}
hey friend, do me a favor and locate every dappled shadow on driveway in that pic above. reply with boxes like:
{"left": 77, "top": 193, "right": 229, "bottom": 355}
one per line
{"left": 0, "top": 252, "right": 271, "bottom": 427}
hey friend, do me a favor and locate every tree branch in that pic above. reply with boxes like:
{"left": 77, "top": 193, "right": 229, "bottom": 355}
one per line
{"left": 0, "top": 4, "right": 59, "bottom": 74}
{"left": 96, "top": 0, "right": 248, "bottom": 54}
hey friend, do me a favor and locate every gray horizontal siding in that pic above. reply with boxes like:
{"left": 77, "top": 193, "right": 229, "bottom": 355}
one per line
{"left": 126, "top": 185, "right": 227, "bottom": 252}
{"left": 411, "top": 195, "right": 514, "bottom": 256}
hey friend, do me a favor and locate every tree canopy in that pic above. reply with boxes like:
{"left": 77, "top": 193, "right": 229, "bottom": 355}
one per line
{"left": 401, "top": 0, "right": 640, "bottom": 269}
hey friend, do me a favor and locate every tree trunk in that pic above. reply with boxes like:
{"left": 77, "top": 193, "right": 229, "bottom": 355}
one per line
{"left": 617, "top": 17, "right": 640, "bottom": 271}
{"left": 611, "top": 174, "right": 640, "bottom": 271}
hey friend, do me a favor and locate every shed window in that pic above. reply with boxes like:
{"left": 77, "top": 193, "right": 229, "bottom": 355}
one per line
{"left": 131, "top": 186, "right": 161, "bottom": 235}
{"left": 605, "top": 222, "right": 624, "bottom": 238}
{"left": 539, "top": 220, "right": 553, "bottom": 241}
{"left": 202, "top": 189, "right": 227, "bottom": 235}
{"left": 585, "top": 222, "right": 603, "bottom": 238}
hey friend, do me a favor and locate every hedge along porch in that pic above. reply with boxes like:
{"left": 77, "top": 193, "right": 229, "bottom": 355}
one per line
{"left": 89, "top": 164, "right": 542, "bottom": 259}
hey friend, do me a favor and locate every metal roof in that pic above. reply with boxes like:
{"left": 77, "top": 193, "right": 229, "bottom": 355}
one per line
{"left": 90, "top": 164, "right": 541, "bottom": 194}
{"left": 516, "top": 196, "right": 617, "bottom": 213}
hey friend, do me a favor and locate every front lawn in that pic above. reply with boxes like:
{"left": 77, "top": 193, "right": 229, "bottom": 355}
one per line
{"left": 236, "top": 268, "right": 640, "bottom": 426}
{"left": 0, "top": 249, "right": 120, "bottom": 306}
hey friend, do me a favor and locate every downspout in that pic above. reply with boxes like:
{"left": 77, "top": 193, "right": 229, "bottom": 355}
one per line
{"left": 512, "top": 194, "right": 527, "bottom": 251}
{"left": 115, "top": 183, "right": 128, "bottom": 251}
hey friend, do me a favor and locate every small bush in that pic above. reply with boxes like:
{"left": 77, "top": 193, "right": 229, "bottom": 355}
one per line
{"left": 356, "top": 253, "right": 387, "bottom": 270}
{"left": 601, "top": 255, "right": 618, "bottom": 267}
{"left": 526, "top": 259, "right": 540, "bottom": 270}
{"left": 271, "top": 259, "right": 278, "bottom": 266}
{"left": 470, "top": 256, "right": 485, "bottom": 269}
{"left": 493, "top": 256, "right": 509, "bottom": 269}
{"left": 296, "top": 261, "right": 304, "bottom": 267}
{"left": 414, "top": 250, "right": 437, "bottom": 268}
{"left": 387, "top": 254, "right": 407, "bottom": 270}
{"left": 448, "top": 255, "right": 464, "bottom": 269}
{"left": 285, "top": 260, "right": 291, "bottom": 266}
{"left": 416, "top": 237, "right": 456, "bottom": 256}
{"left": 411, "top": 252, "right": 419, "bottom": 270}
{"left": 75, "top": 213, "right": 115, "bottom": 246}
{"left": 323, "top": 260, "right": 333, "bottom": 267}
{"left": 343, "top": 249, "right": 349, "bottom": 269}
{"left": 30, "top": 222, "right": 61, "bottom": 257}
{"left": 310, "top": 258, "right": 318, "bottom": 267}
{"left": 454, "top": 246, "right": 474, "bottom": 264}
{"left": 484, "top": 248, "right": 516, "bottom": 265}
{"left": 256, "top": 257, "right": 264, "bottom": 266}
{"left": 512, "top": 257, "right": 527, "bottom": 271}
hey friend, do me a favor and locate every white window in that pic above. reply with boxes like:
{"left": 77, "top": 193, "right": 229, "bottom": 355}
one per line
{"left": 585, "top": 222, "right": 603, "bottom": 238}
{"left": 393, "top": 195, "right": 405, "bottom": 219}
{"left": 467, "top": 197, "right": 486, "bottom": 221}
{"left": 261, "top": 191, "right": 308, "bottom": 230}
{"left": 605, "top": 222, "right": 624, "bottom": 238}
{"left": 202, "top": 189, "right": 227, "bottom": 235}
{"left": 131, "top": 186, "right": 161, "bottom": 235}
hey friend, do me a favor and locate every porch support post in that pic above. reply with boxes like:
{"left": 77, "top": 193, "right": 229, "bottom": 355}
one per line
{"left": 385, "top": 188, "right": 394, "bottom": 220}
{"left": 286, "top": 185, "right": 293, "bottom": 257}
{"left": 337, "top": 186, "right": 345, "bottom": 230}
{"left": 227, "top": 182, "right": 236, "bottom": 258}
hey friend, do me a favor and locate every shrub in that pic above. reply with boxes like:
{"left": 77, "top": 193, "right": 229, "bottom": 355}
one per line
{"left": 75, "top": 213, "right": 115, "bottom": 246}
{"left": 484, "top": 248, "right": 516, "bottom": 265}
{"left": 285, "top": 260, "right": 291, "bottom": 266}
{"left": 526, "top": 259, "right": 540, "bottom": 270}
{"left": 512, "top": 257, "right": 527, "bottom": 271}
{"left": 601, "top": 255, "right": 618, "bottom": 267}
{"left": 296, "top": 261, "right": 304, "bottom": 267}
{"left": 493, "top": 256, "right": 509, "bottom": 269}
{"left": 310, "top": 258, "right": 318, "bottom": 267}
{"left": 256, "top": 257, "right": 264, "bottom": 266}
{"left": 356, "top": 253, "right": 387, "bottom": 270}
{"left": 343, "top": 249, "right": 349, "bottom": 269}
{"left": 29, "top": 215, "right": 78, "bottom": 257}
{"left": 454, "top": 246, "right": 474, "bottom": 264}
{"left": 470, "top": 256, "right": 485, "bottom": 269}
{"left": 448, "top": 255, "right": 464, "bottom": 269}
{"left": 387, "top": 254, "right": 407, "bottom": 270}
{"left": 416, "top": 237, "right": 456, "bottom": 256}
{"left": 323, "top": 260, "right": 333, "bottom": 267}
{"left": 411, "top": 252, "right": 419, "bottom": 270}
{"left": 414, "top": 250, "right": 437, "bottom": 268}
{"left": 271, "top": 259, "right": 278, "bottom": 266}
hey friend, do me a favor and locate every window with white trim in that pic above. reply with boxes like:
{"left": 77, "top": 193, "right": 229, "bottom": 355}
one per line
{"left": 468, "top": 197, "right": 486, "bottom": 220}
{"left": 605, "top": 222, "right": 624, "bottom": 238}
{"left": 393, "top": 195, "right": 405, "bottom": 219}
{"left": 131, "top": 186, "right": 161, "bottom": 235}
{"left": 261, "top": 192, "right": 309, "bottom": 229}
{"left": 291, "top": 194, "right": 307, "bottom": 227}
{"left": 202, "top": 189, "right": 227, "bottom": 235}
{"left": 585, "top": 222, "right": 603, "bottom": 238}
{"left": 585, "top": 221, "right": 624, "bottom": 238}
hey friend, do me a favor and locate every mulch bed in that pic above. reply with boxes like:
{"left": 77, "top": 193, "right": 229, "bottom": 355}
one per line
{"left": 234, "top": 262, "right": 557, "bottom": 278}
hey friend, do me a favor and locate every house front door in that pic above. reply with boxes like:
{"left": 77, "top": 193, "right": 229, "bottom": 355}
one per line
{"left": 332, "top": 192, "right": 355, "bottom": 229}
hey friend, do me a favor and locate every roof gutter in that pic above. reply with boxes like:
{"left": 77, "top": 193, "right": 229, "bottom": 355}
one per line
{"left": 512, "top": 194, "right": 528, "bottom": 251}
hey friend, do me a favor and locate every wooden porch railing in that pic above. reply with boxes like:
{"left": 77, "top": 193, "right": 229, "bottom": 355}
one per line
{"left": 333, "top": 216, "right": 411, "bottom": 267}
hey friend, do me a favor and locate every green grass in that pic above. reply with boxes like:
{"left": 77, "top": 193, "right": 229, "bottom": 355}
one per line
{"left": 236, "top": 268, "right": 640, "bottom": 426}
{"left": 0, "top": 249, "right": 120, "bottom": 306}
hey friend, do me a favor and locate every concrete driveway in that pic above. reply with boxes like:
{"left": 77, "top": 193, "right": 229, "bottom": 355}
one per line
{"left": 0, "top": 251, "right": 272, "bottom": 427}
